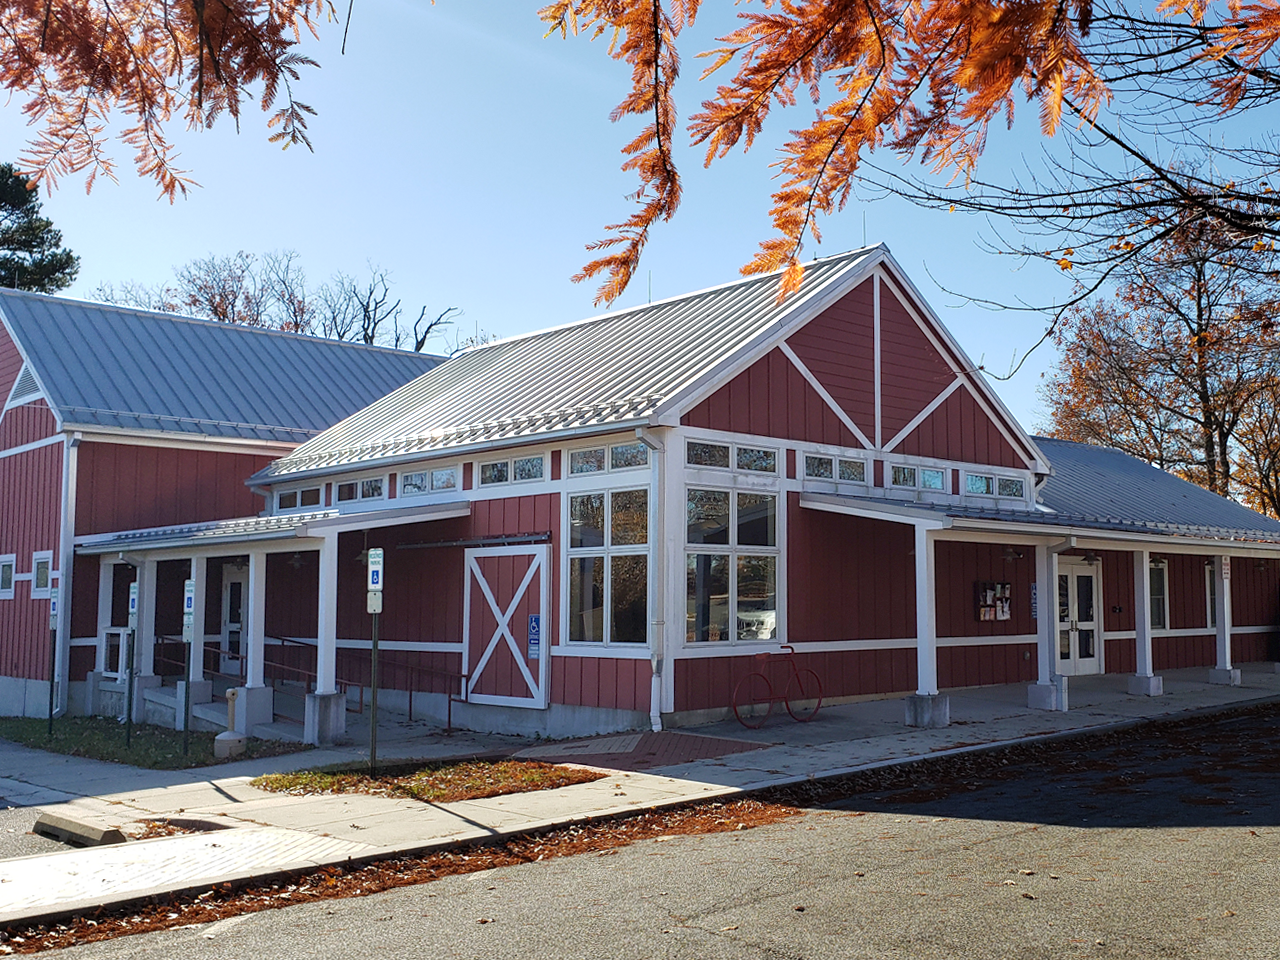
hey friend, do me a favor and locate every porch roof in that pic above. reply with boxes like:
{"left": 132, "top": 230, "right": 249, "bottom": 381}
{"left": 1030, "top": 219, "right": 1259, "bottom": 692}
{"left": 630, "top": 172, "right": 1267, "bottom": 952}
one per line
{"left": 74, "top": 511, "right": 335, "bottom": 554}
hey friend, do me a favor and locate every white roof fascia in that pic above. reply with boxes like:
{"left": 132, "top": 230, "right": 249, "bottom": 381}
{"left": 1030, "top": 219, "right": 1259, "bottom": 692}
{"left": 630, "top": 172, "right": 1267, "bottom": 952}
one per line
{"left": 74, "top": 513, "right": 335, "bottom": 555}
{"left": 0, "top": 306, "right": 62, "bottom": 431}
{"left": 946, "top": 516, "right": 1280, "bottom": 552}
{"left": 799, "top": 492, "right": 953, "bottom": 529}
{"left": 296, "top": 500, "right": 472, "bottom": 536}
{"left": 874, "top": 252, "right": 1052, "bottom": 476}
{"left": 73, "top": 427, "right": 300, "bottom": 457}
{"left": 655, "top": 247, "right": 885, "bottom": 425}
{"left": 253, "top": 418, "right": 655, "bottom": 486}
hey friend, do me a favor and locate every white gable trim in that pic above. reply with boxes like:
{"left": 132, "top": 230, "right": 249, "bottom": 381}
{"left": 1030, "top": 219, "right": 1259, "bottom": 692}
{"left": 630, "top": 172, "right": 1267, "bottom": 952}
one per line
{"left": 0, "top": 310, "right": 63, "bottom": 432}
{"left": 777, "top": 342, "right": 874, "bottom": 449}
{"left": 882, "top": 377, "right": 964, "bottom": 453}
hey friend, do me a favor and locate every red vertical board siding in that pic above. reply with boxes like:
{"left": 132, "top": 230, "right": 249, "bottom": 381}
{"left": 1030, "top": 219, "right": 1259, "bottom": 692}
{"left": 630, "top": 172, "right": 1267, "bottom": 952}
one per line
{"left": 1106, "top": 638, "right": 1137, "bottom": 675}
{"left": 0, "top": 441, "right": 62, "bottom": 680}
{"left": 388, "top": 473, "right": 397, "bottom": 499}
{"left": 937, "top": 642, "right": 1037, "bottom": 688}
{"left": 1099, "top": 551, "right": 1136, "bottom": 634}
{"left": 1165, "top": 554, "right": 1209, "bottom": 630}
{"left": 894, "top": 388, "right": 1025, "bottom": 468}
{"left": 265, "top": 551, "right": 321, "bottom": 638}
{"left": 462, "top": 462, "right": 473, "bottom": 490}
{"left": 0, "top": 402, "right": 58, "bottom": 450}
{"left": 934, "top": 542, "right": 1036, "bottom": 638}
{"left": 74, "top": 442, "right": 274, "bottom": 535}
{"left": 681, "top": 348, "right": 863, "bottom": 448}
{"left": 551, "top": 450, "right": 562, "bottom": 480}
{"left": 784, "top": 280, "right": 877, "bottom": 437}
{"left": 787, "top": 493, "right": 915, "bottom": 641}
{"left": 877, "top": 287, "right": 957, "bottom": 440}
{"left": 70, "top": 553, "right": 100, "bottom": 638}
{"left": 1231, "top": 557, "right": 1280, "bottom": 627}
{"left": 785, "top": 449, "right": 796, "bottom": 479}
{"left": 1153, "top": 635, "right": 1215, "bottom": 671}
{"left": 0, "top": 322, "right": 22, "bottom": 402}
{"left": 873, "top": 460, "right": 883, "bottom": 487}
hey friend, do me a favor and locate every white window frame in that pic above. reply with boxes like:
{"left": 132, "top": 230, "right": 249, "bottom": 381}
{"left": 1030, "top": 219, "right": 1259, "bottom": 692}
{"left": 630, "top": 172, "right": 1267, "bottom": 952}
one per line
{"left": 0, "top": 554, "right": 14, "bottom": 600}
{"left": 400, "top": 464, "right": 461, "bottom": 497}
{"left": 1150, "top": 560, "right": 1169, "bottom": 631}
{"left": 889, "top": 464, "right": 918, "bottom": 488}
{"left": 478, "top": 453, "right": 545, "bottom": 487}
{"left": 566, "top": 440, "right": 651, "bottom": 478}
{"left": 684, "top": 485, "right": 782, "bottom": 646}
{"left": 276, "top": 486, "right": 323, "bottom": 512}
{"left": 30, "top": 550, "right": 53, "bottom": 600}
{"left": 965, "top": 471, "right": 1027, "bottom": 499}
{"left": 564, "top": 486, "right": 651, "bottom": 646}
{"left": 336, "top": 475, "right": 387, "bottom": 504}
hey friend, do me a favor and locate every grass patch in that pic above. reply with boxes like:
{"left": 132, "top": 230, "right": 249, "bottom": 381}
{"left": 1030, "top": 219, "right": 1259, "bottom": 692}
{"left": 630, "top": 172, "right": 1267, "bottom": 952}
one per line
{"left": 251, "top": 757, "right": 606, "bottom": 804}
{"left": 0, "top": 716, "right": 310, "bottom": 770}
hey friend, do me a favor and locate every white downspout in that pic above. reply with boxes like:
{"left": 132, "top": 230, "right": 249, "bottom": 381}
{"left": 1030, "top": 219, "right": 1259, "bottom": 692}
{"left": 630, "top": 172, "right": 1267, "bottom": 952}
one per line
{"left": 55, "top": 432, "right": 80, "bottom": 714}
{"left": 642, "top": 427, "right": 665, "bottom": 732}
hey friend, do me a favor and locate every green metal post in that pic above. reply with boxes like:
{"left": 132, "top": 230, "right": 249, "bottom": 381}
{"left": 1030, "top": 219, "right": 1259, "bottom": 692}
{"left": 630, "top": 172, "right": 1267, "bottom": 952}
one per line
{"left": 124, "top": 628, "right": 134, "bottom": 749}
{"left": 369, "top": 611, "right": 379, "bottom": 775}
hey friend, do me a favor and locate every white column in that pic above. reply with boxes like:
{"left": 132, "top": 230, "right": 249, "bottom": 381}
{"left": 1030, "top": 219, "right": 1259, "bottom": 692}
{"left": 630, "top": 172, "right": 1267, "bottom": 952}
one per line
{"left": 96, "top": 559, "right": 114, "bottom": 673}
{"left": 188, "top": 556, "right": 208, "bottom": 683}
{"left": 1209, "top": 555, "right": 1239, "bottom": 684}
{"left": 914, "top": 525, "right": 938, "bottom": 696}
{"left": 1128, "top": 549, "right": 1163, "bottom": 696}
{"left": 245, "top": 550, "right": 267, "bottom": 688}
{"left": 1028, "top": 543, "right": 1060, "bottom": 710}
{"left": 138, "top": 559, "right": 158, "bottom": 676}
{"left": 316, "top": 531, "right": 339, "bottom": 696}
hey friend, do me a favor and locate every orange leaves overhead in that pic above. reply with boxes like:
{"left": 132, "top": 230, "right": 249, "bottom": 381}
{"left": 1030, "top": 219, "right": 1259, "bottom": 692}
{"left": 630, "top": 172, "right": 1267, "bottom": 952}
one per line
{"left": 0, "top": 0, "right": 327, "bottom": 199}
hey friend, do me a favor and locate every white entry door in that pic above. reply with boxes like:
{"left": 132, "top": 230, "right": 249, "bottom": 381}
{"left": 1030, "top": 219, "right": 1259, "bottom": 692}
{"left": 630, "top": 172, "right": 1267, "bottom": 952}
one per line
{"left": 221, "top": 567, "right": 248, "bottom": 678}
{"left": 463, "top": 545, "right": 550, "bottom": 709}
{"left": 1057, "top": 560, "right": 1102, "bottom": 676}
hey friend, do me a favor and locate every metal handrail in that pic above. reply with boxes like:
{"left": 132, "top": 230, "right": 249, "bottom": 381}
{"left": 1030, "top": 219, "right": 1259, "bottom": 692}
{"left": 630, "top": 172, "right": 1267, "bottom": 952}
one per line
{"left": 265, "top": 635, "right": 364, "bottom": 714}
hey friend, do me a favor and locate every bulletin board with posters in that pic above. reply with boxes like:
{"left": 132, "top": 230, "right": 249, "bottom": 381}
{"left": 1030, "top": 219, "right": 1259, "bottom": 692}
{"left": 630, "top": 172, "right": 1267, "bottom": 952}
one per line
{"left": 976, "top": 581, "right": 1012, "bottom": 622}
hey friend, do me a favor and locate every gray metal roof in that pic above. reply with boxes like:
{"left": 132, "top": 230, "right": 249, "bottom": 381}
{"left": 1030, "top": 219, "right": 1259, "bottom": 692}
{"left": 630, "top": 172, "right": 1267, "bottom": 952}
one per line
{"left": 255, "top": 247, "right": 886, "bottom": 480}
{"left": 74, "top": 510, "right": 335, "bottom": 554}
{"left": 0, "top": 289, "right": 443, "bottom": 443}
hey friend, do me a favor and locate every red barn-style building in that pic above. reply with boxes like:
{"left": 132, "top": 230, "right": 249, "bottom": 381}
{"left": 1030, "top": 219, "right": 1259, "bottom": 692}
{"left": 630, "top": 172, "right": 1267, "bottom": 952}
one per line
{"left": 53, "top": 247, "right": 1280, "bottom": 742}
{"left": 0, "top": 290, "right": 442, "bottom": 719}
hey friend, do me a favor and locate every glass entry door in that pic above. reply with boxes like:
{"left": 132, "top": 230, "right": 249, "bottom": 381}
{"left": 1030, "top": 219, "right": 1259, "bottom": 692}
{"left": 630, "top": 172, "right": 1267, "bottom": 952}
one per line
{"left": 221, "top": 568, "right": 247, "bottom": 678}
{"left": 1057, "top": 560, "right": 1102, "bottom": 676}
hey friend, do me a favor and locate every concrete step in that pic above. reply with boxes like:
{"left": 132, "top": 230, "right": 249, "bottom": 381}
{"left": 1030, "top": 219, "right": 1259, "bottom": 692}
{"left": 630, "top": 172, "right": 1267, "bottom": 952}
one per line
{"left": 249, "top": 720, "right": 306, "bottom": 743}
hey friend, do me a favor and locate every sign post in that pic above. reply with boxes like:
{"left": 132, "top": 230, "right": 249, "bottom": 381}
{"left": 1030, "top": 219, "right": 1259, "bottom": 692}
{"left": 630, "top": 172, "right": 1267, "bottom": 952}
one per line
{"left": 182, "top": 579, "right": 196, "bottom": 756}
{"left": 46, "top": 586, "right": 58, "bottom": 737}
{"left": 125, "top": 581, "right": 138, "bottom": 749}
{"left": 366, "top": 547, "right": 384, "bottom": 775}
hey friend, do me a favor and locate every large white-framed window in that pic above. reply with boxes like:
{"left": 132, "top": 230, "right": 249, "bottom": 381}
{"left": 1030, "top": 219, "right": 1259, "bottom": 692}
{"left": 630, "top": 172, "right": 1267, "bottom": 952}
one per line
{"left": 277, "top": 486, "right": 322, "bottom": 512}
{"left": 566, "top": 487, "right": 649, "bottom": 644}
{"left": 31, "top": 551, "right": 53, "bottom": 600}
{"left": 685, "top": 488, "right": 780, "bottom": 643}
{"left": 336, "top": 476, "right": 386, "bottom": 504}
{"left": 568, "top": 440, "right": 650, "bottom": 477}
{"left": 401, "top": 464, "right": 460, "bottom": 496}
{"left": 0, "top": 554, "right": 14, "bottom": 601}
{"left": 1149, "top": 560, "right": 1169, "bottom": 630}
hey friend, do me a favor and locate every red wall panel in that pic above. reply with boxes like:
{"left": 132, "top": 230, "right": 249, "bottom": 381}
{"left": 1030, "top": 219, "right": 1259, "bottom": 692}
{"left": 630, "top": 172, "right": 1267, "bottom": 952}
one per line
{"left": 1153, "top": 634, "right": 1215, "bottom": 670}
{"left": 551, "top": 656, "right": 651, "bottom": 710}
{"left": 1228, "top": 557, "right": 1280, "bottom": 627}
{"left": 937, "top": 642, "right": 1037, "bottom": 688}
{"left": 785, "top": 280, "right": 876, "bottom": 438}
{"left": 878, "top": 287, "right": 957, "bottom": 441}
{"left": 934, "top": 541, "right": 1036, "bottom": 638}
{"left": 0, "top": 322, "right": 23, "bottom": 405}
{"left": 0, "top": 442, "right": 62, "bottom": 680}
{"left": 681, "top": 348, "right": 863, "bottom": 448}
{"left": 75, "top": 442, "right": 274, "bottom": 535}
{"left": 0, "top": 402, "right": 58, "bottom": 450}
{"left": 1166, "top": 553, "right": 1210, "bottom": 630}
{"left": 787, "top": 493, "right": 915, "bottom": 642}
{"left": 1105, "top": 637, "right": 1137, "bottom": 674}
{"left": 1099, "top": 551, "right": 1136, "bottom": 633}
{"left": 70, "top": 553, "right": 100, "bottom": 639}
{"left": 894, "top": 388, "right": 1025, "bottom": 468}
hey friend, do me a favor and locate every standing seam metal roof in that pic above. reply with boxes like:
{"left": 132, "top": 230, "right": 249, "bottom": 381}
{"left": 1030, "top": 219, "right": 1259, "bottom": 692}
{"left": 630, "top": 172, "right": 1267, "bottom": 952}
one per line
{"left": 255, "top": 247, "right": 883, "bottom": 480}
{"left": 0, "top": 290, "right": 444, "bottom": 443}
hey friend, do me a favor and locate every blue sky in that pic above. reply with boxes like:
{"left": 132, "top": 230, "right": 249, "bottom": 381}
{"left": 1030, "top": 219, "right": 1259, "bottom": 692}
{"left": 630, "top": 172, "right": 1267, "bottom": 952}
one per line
{"left": 1, "top": 1, "right": 1080, "bottom": 430}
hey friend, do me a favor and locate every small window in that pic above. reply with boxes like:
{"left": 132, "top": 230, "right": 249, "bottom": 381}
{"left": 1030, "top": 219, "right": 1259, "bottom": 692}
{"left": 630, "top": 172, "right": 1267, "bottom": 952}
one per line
{"left": 920, "top": 468, "right": 946, "bottom": 491}
{"left": 891, "top": 465, "right": 917, "bottom": 487}
{"left": 279, "top": 486, "right": 322, "bottom": 509}
{"left": 278, "top": 491, "right": 298, "bottom": 510}
{"left": 737, "top": 447, "right": 777, "bottom": 473}
{"left": 838, "top": 459, "right": 866, "bottom": 482}
{"left": 997, "top": 477, "right": 1025, "bottom": 498}
{"left": 967, "top": 474, "right": 995, "bottom": 495}
{"left": 337, "top": 482, "right": 357, "bottom": 502}
{"left": 404, "top": 468, "right": 459, "bottom": 494}
{"left": 610, "top": 442, "right": 649, "bottom": 470}
{"left": 0, "top": 556, "right": 14, "bottom": 601}
{"left": 1150, "top": 563, "right": 1168, "bottom": 630}
{"left": 514, "top": 456, "right": 544, "bottom": 481}
{"left": 804, "top": 455, "right": 834, "bottom": 479}
{"left": 401, "top": 471, "right": 431, "bottom": 495}
{"left": 687, "top": 489, "right": 731, "bottom": 545}
{"left": 687, "top": 441, "right": 731, "bottom": 469}
{"left": 431, "top": 467, "right": 457, "bottom": 491}
{"left": 570, "top": 448, "right": 606, "bottom": 474}
{"left": 338, "top": 479, "right": 382, "bottom": 502}
{"left": 300, "top": 488, "right": 321, "bottom": 507}
{"left": 31, "top": 552, "right": 52, "bottom": 600}
{"left": 480, "top": 461, "right": 509, "bottom": 485}
{"left": 360, "top": 478, "right": 384, "bottom": 499}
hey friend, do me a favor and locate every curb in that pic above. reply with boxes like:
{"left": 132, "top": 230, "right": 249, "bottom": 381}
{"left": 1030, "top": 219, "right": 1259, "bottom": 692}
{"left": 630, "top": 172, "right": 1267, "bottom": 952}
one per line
{"left": 5, "top": 691, "right": 1279, "bottom": 930}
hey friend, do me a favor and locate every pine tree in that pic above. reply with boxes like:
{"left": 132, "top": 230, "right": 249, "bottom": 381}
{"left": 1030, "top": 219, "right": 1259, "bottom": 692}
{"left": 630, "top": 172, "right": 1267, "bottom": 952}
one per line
{"left": 0, "top": 164, "right": 78, "bottom": 294}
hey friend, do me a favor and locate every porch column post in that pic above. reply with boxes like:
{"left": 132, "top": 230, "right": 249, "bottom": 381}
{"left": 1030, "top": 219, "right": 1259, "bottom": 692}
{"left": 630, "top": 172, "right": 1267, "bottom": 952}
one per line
{"left": 132, "top": 558, "right": 161, "bottom": 723}
{"left": 305, "top": 531, "right": 345, "bottom": 746}
{"left": 1028, "top": 543, "right": 1060, "bottom": 710}
{"left": 95, "top": 559, "right": 113, "bottom": 673}
{"left": 1209, "top": 555, "right": 1240, "bottom": 685}
{"left": 1128, "top": 549, "right": 1163, "bottom": 696}
{"left": 233, "top": 549, "right": 274, "bottom": 734}
{"left": 905, "top": 525, "right": 948, "bottom": 727}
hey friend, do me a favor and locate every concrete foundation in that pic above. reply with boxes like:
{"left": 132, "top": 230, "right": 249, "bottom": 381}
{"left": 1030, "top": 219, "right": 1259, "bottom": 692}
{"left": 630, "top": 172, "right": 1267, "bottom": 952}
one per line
{"left": 1208, "top": 667, "right": 1241, "bottom": 686}
{"left": 232, "top": 685, "right": 275, "bottom": 735}
{"left": 130, "top": 675, "right": 161, "bottom": 723}
{"left": 1127, "top": 674, "right": 1164, "bottom": 697}
{"left": 1056, "top": 674, "right": 1070, "bottom": 712}
{"left": 304, "top": 692, "right": 347, "bottom": 746}
{"left": 1026, "top": 682, "right": 1058, "bottom": 711}
{"left": 213, "top": 731, "right": 247, "bottom": 759}
{"left": 904, "top": 693, "right": 950, "bottom": 728}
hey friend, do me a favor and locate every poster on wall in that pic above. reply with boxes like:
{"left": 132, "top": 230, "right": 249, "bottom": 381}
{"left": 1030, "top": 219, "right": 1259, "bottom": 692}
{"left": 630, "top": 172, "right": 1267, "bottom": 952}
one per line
{"left": 976, "top": 581, "right": 1012, "bottom": 622}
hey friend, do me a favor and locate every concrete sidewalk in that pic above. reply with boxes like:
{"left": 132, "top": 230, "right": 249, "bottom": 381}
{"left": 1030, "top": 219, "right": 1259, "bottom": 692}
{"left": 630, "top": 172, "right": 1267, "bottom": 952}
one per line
{"left": 3, "top": 665, "right": 1280, "bottom": 928}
